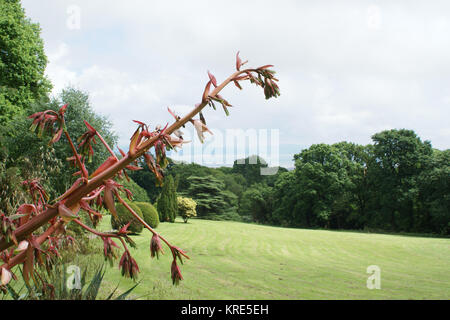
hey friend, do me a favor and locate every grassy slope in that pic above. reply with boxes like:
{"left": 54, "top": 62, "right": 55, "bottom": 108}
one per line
{"left": 97, "top": 216, "right": 449, "bottom": 300}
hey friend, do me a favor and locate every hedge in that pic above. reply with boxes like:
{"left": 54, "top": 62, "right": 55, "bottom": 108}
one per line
{"left": 135, "top": 202, "right": 160, "bottom": 228}
{"left": 110, "top": 200, "right": 144, "bottom": 234}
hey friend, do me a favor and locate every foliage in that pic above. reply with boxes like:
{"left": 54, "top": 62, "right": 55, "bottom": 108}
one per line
{"left": 3, "top": 263, "right": 138, "bottom": 300}
{"left": 184, "top": 175, "right": 230, "bottom": 219}
{"left": 132, "top": 159, "right": 283, "bottom": 222}
{"left": 291, "top": 143, "right": 359, "bottom": 228}
{"left": 0, "top": 147, "right": 63, "bottom": 214}
{"left": 231, "top": 155, "right": 268, "bottom": 186}
{"left": 135, "top": 202, "right": 159, "bottom": 228}
{"left": 271, "top": 171, "right": 298, "bottom": 227}
{"left": 128, "top": 162, "right": 161, "bottom": 203}
{"left": 221, "top": 173, "right": 246, "bottom": 199}
{"left": 0, "top": 0, "right": 52, "bottom": 125}
{"left": 265, "top": 130, "right": 449, "bottom": 235}
{"left": 177, "top": 197, "right": 197, "bottom": 223}
{"left": 157, "top": 175, "right": 178, "bottom": 223}
{"left": 65, "top": 209, "right": 96, "bottom": 237}
{"left": 0, "top": 160, "right": 28, "bottom": 215}
{"left": 239, "top": 183, "right": 273, "bottom": 223}
{"left": 119, "top": 178, "right": 150, "bottom": 203}
{"left": 115, "top": 128, "right": 448, "bottom": 235}
{"left": 367, "top": 129, "right": 433, "bottom": 232}
{"left": 1, "top": 88, "right": 117, "bottom": 196}
{"left": 111, "top": 200, "right": 144, "bottom": 234}
{"left": 168, "top": 162, "right": 216, "bottom": 193}
{"left": 128, "top": 157, "right": 176, "bottom": 203}
{"left": 416, "top": 149, "right": 450, "bottom": 234}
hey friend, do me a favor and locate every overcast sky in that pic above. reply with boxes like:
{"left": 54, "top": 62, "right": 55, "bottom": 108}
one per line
{"left": 21, "top": 0, "right": 450, "bottom": 168}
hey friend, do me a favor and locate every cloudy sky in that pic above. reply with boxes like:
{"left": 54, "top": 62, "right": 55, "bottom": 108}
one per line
{"left": 21, "top": 0, "right": 450, "bottom": 168}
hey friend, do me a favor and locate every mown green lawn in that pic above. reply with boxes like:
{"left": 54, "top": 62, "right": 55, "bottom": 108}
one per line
{"left": 91, "top": 216, "right": 450, "bottom": 300}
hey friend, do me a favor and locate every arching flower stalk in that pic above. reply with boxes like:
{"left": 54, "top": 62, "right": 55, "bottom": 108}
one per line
{"left": 0, "top": 52, "right": 280, "bottom": 290}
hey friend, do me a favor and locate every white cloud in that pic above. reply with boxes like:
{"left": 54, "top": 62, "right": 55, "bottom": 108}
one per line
{"left": 22, "top": 0, "right": 450, "bottom": 167}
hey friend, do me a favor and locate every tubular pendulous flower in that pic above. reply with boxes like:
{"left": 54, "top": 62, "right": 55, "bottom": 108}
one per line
{"left": 150, "top": 233, "right": 164, "bottom": 259}
{"left": 171, "top": 260, "right": 183, "bottom": 286}
{"left": 119, "top": 250, "right": 140, "bottom": 280}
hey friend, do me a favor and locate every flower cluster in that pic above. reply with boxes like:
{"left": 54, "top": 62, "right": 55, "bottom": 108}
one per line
{"left": 144, "top": 152, "right": 165, "bottom": 186}
{"left": 170, "top": 246, "right": 189, "bottom": 285}
{"left": 150, "top": 233, "right": 164, "bottom": 259}
{"left": 249, "top": 66, "right": 280, "bottom": 100}
{"left": 22, "top": 179, "right": 49, "bottom": 207}
{"left": 77, "top": 121, "right": 98, "bottom": 163}
{"left": 43, "top": 237, "right": 61, "bottom": 275}
{"left": 119, "top": 250, "right": 140, "bottom": 280}
{"left": 171, "top": 260, "right": 183, "bottom": 286}
{"left": 102, "top": 236, "right": 119, "bottom": 266}
{"left": 0, "top": 212, "right": 23, "bottom": 246}
{"left": 28, "top": 104, "right": 67, "bottom": 145}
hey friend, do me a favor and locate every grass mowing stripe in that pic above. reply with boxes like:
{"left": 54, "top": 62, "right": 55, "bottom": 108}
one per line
{"left": 95, "top": 216, "right": 449, "bottom": 300}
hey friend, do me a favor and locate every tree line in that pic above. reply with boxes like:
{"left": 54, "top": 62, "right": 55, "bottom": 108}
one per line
{"left": 269, "top": 131, "right": 449, "bottom": 235}
{"left": 129, "top": 130, "right": 449, "bottom": 235}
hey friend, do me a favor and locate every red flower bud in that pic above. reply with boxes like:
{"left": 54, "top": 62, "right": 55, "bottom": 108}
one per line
{"left": 119, "top": 251, "right": 140, "bottom": 280}
{"left": 150, "top": 234, "right": 164, "bottom": 259}
{"left": 171, "top": 260, "right": 183, "bottom": 286}
{"left": 102, "top": 236, "right": 119, "bottom": 265}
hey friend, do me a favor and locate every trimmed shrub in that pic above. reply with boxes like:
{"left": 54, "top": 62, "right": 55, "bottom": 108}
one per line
{"left": 135, "top": 202, "right": 159, "bottom": 228}
{"left": 157, "top": 175, "right": 177, "bottom": 222}
{"left": 118, "top": 177, "right": 151, "bottom": 203}
{"left": 110, "top": 200, "right": 144, "bottom": 234}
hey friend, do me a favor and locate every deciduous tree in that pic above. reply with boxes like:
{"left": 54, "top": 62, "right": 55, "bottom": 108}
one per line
{"left": 0, "top": 0, "right": 51, "bottom": 125}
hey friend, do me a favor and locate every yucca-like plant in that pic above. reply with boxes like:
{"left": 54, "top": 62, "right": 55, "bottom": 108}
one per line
{"left": 3, "top": 263, "right": 139, "bottom": 300}
{"left": 0, "top": 52, "right": 280, "bottom": 293}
